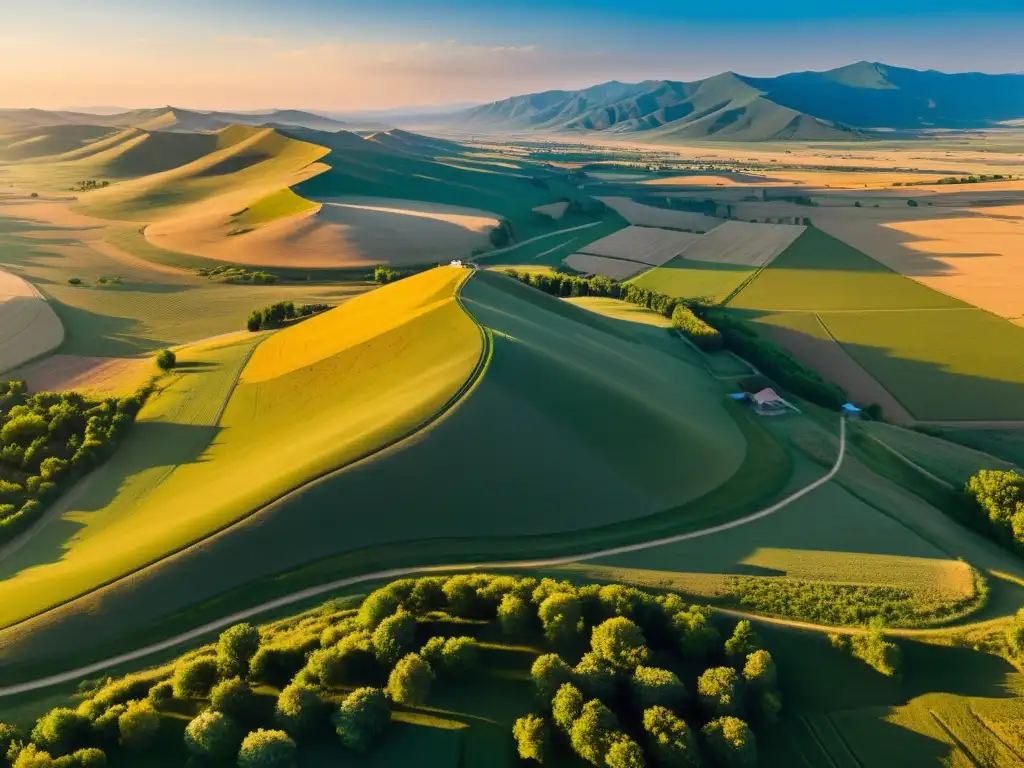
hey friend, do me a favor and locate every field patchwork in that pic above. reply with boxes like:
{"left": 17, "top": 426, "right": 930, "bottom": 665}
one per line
{"left": 629, "top": 259, "right": 755, "bottom": 303}
{"left": 595, "top": 196, "right": 723, "bottom": 231}
{"left": 576, "top": 224, "right": 700, "bottom": 265}
{"left": 681, "top": 221, "right": 806, "bottom": 267}
{"left": 563, "top": 253, "right": 649, "bottom": 280}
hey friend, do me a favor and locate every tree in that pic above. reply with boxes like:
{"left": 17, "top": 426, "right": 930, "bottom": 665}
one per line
{"left": 671, "top": 609, "right": 719, "bottom": 660}
{"left": 697, "top": 667, "right": 741, "bottom": 718}
{"left": 702, "top": 717, "right": 756, "bottom": 768}
{"left": 0, "top": 723, "right": 23, "bottom": 760}
{"left": 724, "top": 621, "right": 760, "bottom": 665}
{"left": 512, "top": 714, "right": 549, "bottom": 764}
{"left": 55, "top": 748, "right": 106, "bottom": 767}
{"left": 12, "top": 745, "right": 54, "bottom": 768}
{"left": 217, "top": 623, "right": 261, "bottom": 678}
{"left": 442, "top": 574, "right": 483, "bottom": 617}
{"left": 742, "top": 650, "right": 776, "bottom": 691}
{"left": 850, "top": 627, "right": 901, "bottom": 678}
{"left": 438, "top": 637, "right": 479, "bottom": 677}
{"left": 574, "top": 652, "right": 618, "bottom": 702}
{"left": 498, "top": 593, "right": 533, "bottom": 636}
{"left": 631, "top": 666, "right": 686, "bottom": 712}
{"left": 552, "top": 683, "right": 585, "bottom": 733}
{"left": 334, "top": 687, "right": 390, "bottom": 752}
{"left": 184, "top": 711, "right": 239, "bottom": 762}
{"left": 907, "top": 199, "right": 918, "bottom": 207}
{"left": 237, "top": 729, "right": 296, "bottom": 768}
{"left": 385, "top": 654, "right": 434, "bottom": 706}
{"left": 530, "top": 654, "right": 573, "bottom": 702}
{"left": 155, "top": 349, "right": 176, "bottom": 371}
{"left": 172, "top": 657, "right": 219, "bottom": 699}
{"left": 606, "top": 736, "right": 646, "bottom": 768}
{"left": 371, "top": 609, "right": 417, "bottom": 666}
{"left": 591, "top": 618, "right": 649, "bottom": 670}
{"left": 146, "top": 681, "right": 173, "bottom": 709}
{"left": 116, "top": 701, "right": 160, "bottom": 750}
{"left": 357, "top": 588, "right": 402, "bottom": 630}
{"left": 538, "top": 592, "right": 584, "bottom": 645}
{"left": 569, "top": 700, "right": 619, "bottom": 766}
{"left": 1006, "top": 609, "right": 1024, "bottom": 658}
{"left": 31, "top": 708, "right": 90, "bottom": 757}
{"left": 211, "top": 677, "right": 257, "bottom": 722}
{"left": 274, "top": 683, "right": 327, "bottom": 736}
{"left": 643, "top": 706, "right": 701, "bottom": 768}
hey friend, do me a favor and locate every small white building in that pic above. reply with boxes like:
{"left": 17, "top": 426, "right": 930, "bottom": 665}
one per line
{"left": 749, "top": 388, "right": 798, "bottom": 416}
{"left": 449, "top": 260, "right": 464, "bottom": 268}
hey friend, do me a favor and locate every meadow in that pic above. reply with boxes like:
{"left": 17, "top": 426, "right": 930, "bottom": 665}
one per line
{"left": 629, "top": 260, "right": 755, "bottom": 304}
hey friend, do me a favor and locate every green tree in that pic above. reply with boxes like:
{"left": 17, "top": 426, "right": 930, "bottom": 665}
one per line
{"left": 591, "top": 617, "right": 649, "bottom": 670}
{"left": 371, "top": 609, "right": 417, "bottom": 666}
{"left": 702, "top": 717, "right": 756, "bottom": 768}
{"left": 538, "top": 592, "right": 584, "bottom": 645}
{"left": 184, "top": 711, "right": 239, "bottom": 762}
{"left": 237, "top": 729, "right": 296, "bottom": 768}
{"left": 146, "top": 681, "right": 173, "bottom": 709}
{"left": 13, "top": 745, "right": 54, "bottom": 768}
{"left": 498, "top": 593, "right": 533, "bottom": 636}
{"left": 631, "top": 666, "right": 686, "bottom": 712}
{"left": 724, "top": 621, "right": 760, "bottom": 665}
{"left": 569, "top": 700, "right": 619, "bottom": 766}
{"left": 55, "top": 748, "right": 106, "bottom": 767}
{"left": 850, "top": 627, "right": 901, "bottom": 677}
{"left": 155, "top": 349, "right": 176, "bottom": 371}
{"left": 0, "top": 723, "right": 23, "bottom": 760}
{"left": 573, "top": 652, "right": 618, "bottom": 702}
{"left": 642, "top": 706, "right": 701, "bottom": 768}
{"left": 211, "top": 677, "right": 257, "bottom": 722}
{"left": 357, "top": 588, "right": 402, "bottom": 630}
{"left": 274, "top": 683, "right": 327, "bottom": 736}
{"left": 116, "top": 701, "right": 160, "bottom": 750}
{"left": 334, "top": 687, "right": 390, "bottom": 752}
{"left": 438, "top": 637, "right": 479, "bottom": 677}
{"left": 31, "top": 708, "right": 90, "bottom": 757}
{"left": 530, "top": 654, "right": 573, "bottom": 702}
{"left": 742, "top": 650, "right": 776, "bottom": 691}
{"left": 606, "top": 736, "right": 646, "bottom": 768}
{"left": 1005, "top": 609, "right": 1024, "bottom": 657}
{"left": 217, "top": 623, "right": 261, "bottom": 678}
{"left": 512, "top": 714, "right": 549, "bottom": 764}
{"left": 697, "top": 667, "right": 741, "bottom": 718}
{"left": 172, "top": 658, "right": 219, "bottom": 699}
{"left": 672, "top": 609, "right": 719, "bottom": 660}
{"left": 385, "top": 654, "right": 434, "bottom": 706}
{"left": 552, "top": 683, "right": 585, "bottom": 733}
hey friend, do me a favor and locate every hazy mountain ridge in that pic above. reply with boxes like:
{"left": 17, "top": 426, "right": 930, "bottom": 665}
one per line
{"left": 0, "top": 107, "right": 347, "bottom": 134}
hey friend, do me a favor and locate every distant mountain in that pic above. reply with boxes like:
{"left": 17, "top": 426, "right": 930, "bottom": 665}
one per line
{"left": 431, "top": 63, "right": 1024, "bottom": 141}
{"left": 0, "top": 107, "right": 347, "bottom": 134}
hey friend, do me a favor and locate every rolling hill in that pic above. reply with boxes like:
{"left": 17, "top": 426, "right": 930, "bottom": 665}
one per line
{"left": 427, "top": 62, "right": 1024, "bottom": 140}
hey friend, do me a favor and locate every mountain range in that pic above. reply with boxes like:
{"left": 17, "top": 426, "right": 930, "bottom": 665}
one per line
{"left": 425, "top": 62, "right": 1024, "bottom": 141}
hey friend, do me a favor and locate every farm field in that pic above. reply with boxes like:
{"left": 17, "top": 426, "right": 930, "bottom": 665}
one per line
{"left": 595, "top": 196, "right": 723, "bottom": 231}
{"left": 576, "top": 224, "right": 700, "bottom": 265}
{"left": 630, "top": 259, "right": 754, "bottom": 303}
{"left": 472, "top": 215, "right": 628, "bottom": 269}
{"left": 562, "top": 252, "right": 649, "bottom": 279}
{"left": 931, "top": 427, "right": 1024, "bottom": 468}
{"left": 0, "top": 266, "right": 63, "bottom": 373}
{"left": 7, "top": 352, "right": 156, "bottom": 396}
{"left": 680, "top": 221, "right": 805, "bottom": 267}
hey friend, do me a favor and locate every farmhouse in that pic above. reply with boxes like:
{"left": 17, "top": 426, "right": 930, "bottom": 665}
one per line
{"left": 749, "top": 387, "right": 798, "bottom": 416}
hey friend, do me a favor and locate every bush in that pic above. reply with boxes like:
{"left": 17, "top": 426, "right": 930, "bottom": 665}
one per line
{"left": 742, "top": 650, "right": 777, "bottom": 691}
{"left": 274, "top": 683, "right": 327, "bottom": 736}
{"left": 210, "top": 677, "right": 257, "bottom": 722}
{"left": 172, "top": 657, "right": 219, "bottom": 699}
{"left": 334, "top": 688, "right": 390, "bottom": 752}
{"left": 643, "top": 706, "right": 700, "bottom": 768}
{"left": 552, "top": 683, "right": 585, "bottom": 733}
{"left": 371, "top": 609, "right": 417, "bottom": 666}
{"left": 605, "top": 736, "right": 645, "bottom": 768}
{"left": 31, "top": 708, "right": 91, "bottom": 757}
{"left": 116, "top": 701, "right": 160, "bottom": 750}
{"left": 538, "top": 592, "right": 584, "bottom": 645}
{"left": 357, "top": 588, "right": 402, "bottom": 630}
{"left": 498, "top": 593, "right": 533, "bottom": 636}
{"left": 184, "top": 711, "right": 239, "bottom": 762}
{"left": 631, "top": 666, "right": 686, "bottom": 712}
{"left": 573, "top": 652, "right": 618, "bottom": 702}
{"left": 591, "top": 617, "right": 649, "bottom": 670}
{"left": 385, "top": 654, "right": 433, "bottom": 706}
{"left": 512, "top": 714, "right": 549, "bottom": 763}
{"left": 850, "top": 628, "right": 902, "bottom": 677}
{"left": 697, "top": 667, "right": 742, "bottom": 717}
{"left": 155, "top": 349, "right": 176, "bottom": 371}
{"left": 13, "top": 745, "right": 54, "bottom": 768}
{"left": 53, "top": 748, "right": 106, "bottom": 768}
{"left": 67, "top": 278, "right": 82, "bottom": 286}
{"left": 531, "top": 654, "right": 573, "bottom": 702}
{"left": 672, "top": 305, "right": 723, "bottom": 351}
{"left": 237, "top": 729, "right": 296, "bottom": 768}
{"left": 145, "top": 680, "right": 173, "bottom": 709}
{"left": 0, "top": 723, "right": 24, "bottom": 758}
{"left": 702, "top": 716, "right": 757, "bottom": 767}
{"left": 965, "top": 469, "right": 1024, "bottom": 548}
{"left": 569, "top": 699, "right": 619, "bottom": 766}
{"left": 672, "top": 608, "right": 720, "bottom": 660}
{"left": 437, "top": 636, "right": 479, "bottom": 677}
{"left": 217, "top": 623, "right": 261, "bottom": 678}
{"left": 724, "top": 621, "right": 761, "bottom": 665}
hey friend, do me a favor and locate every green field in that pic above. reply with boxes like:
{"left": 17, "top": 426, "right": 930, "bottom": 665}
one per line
{"left": 629, "top": 258, "right": 755, "bottom": 303}
{"left": 472, "top": 214, "right": 628, "bottom": 269}
{"left": 931, "top": 427, "right": 1024, "bottom": 468}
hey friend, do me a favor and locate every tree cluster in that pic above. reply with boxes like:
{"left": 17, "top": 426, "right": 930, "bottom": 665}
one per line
{"left": 671, "top": 306, "right": 722, "bottom": 351}
{"left": 489, "top": 219, "right": 516, "bottom": 248}
{"left": 0, "top": 381, "right": 150, "bottom": 546}
{"left": 197, "top": 265, "right": 277, "bottom": 284}
{"left": 246, "top": 302, "right": 331, "bottom": 332}
{"left": 373, "top": 265, "right": 406, "bottom": 284}
{"left": 965, "top": 469, "right": 1024, "bottom": 550}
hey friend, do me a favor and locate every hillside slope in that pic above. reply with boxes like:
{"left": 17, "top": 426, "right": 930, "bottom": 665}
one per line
{"left": 0, "top": 268, "right": 745, "bottom": 664}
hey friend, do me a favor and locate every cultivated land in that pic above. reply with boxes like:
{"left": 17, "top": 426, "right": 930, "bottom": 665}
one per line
{"left": 595, "top": 196, "right": 722, "bottom": 231}
{"left": 7, "top": 353, "right": 155, "bottom": 397}
{"left": 679, "top": 221, "right": 805, "bottom": 267}
{"left": 563, "top": 253, "right": 650, "bottom": 280}
{"left": 0, "top": 267, "right": 63, "bottom": 373}
{"left": 576, "top": 225, "right": 700, "bottom": 265}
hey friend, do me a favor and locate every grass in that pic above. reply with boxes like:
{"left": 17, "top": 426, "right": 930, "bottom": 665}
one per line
{"left": 231, "top": 188, "right": 319, "bottom": 229}
{"left": 472, "top": 213, "right": 628, "bottom": 269}
{"left": 931, "top": 428, "right": 1024, "bottom": 468}
{"left": 0, "top": 268, "right": 482, "bottom": 647}
{"left": 628, "top": 259, "right": 754, "bottom": 302}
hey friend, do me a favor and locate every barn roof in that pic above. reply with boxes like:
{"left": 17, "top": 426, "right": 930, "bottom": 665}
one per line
{"left": 752, "top": 388, "right": 783, "bottom": 405}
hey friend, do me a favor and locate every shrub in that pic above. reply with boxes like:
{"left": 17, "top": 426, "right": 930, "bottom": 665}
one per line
{"left": 724, "top": 621, "right": 760, "bottom": 665}
{"left": 0, "top": 723, "right": 24, "bottom": 758}
{"left": 850, "top": 628, "right": 902, "bottom": 677}
{"left": 672, "top": 305, "right": 722, "bottom": 351}
{"left": 385, "top": 654, "right": 433, "bottom": 706}
{"left": 742, "top": 650, "right": 777, "bottom": 691}
{"left": 155, "top": 349, "right": 176, "bottom": 371}
{"left": 569, "top": 699, "right": 619, "bottom": 766}
{"left": 552, "top": 683, "right": 585, "bottom": 733}
{"left": 53, "top": 748, "right": 106, "bottom": 767}
{"left": 531, "top": 654, "right": 573, "bottom": 702}
{"left": 702, "top": 716, "right": 756, "bottom": 767}
{"left": 274, "top": 683, "right": 327, "bottom": 736}
{"left": 498, "top": 593, "right": 533, "bottom": 636}
{"left": 573, "top": 652, "right": 618, "bottom": 702}
{"left": 357, "top": 588, "right": 402, "bottom": 630}
{"left": 31, "top": 708, "right": 91, "bottom": 756}
{"left": 172, "top": 657, "right": 219, "bottom": 699}
{"left": 438, "top": 636, "right": 479, "bottom": 677}
{"left": 13, "top": 745, "right": 54, "bottom": 768}
{"left": 512, "top": 714, "right": 549, "bottom": 764}
{"left": 631, "top": 666, "right": 686, "bottom": 712}
{"left": 210, "top": 677, "right": 257, "bottom": 722}
{"left": 1005, "top": 609, "right": 1024, "bottom": 658}
{"left": 217, "top": 623, "right": 261, "bottom": 678}
{"left": 184, "top": 711, "right": 238, "bottom": 762}
{"left": 116, "top": 701, "right": 160, "bottom": 750}
{"left": 591, "top": 617, "right": 649, "bottom": 670}
{"left": 965, "top": 469, "right": 1024, "bottom": 548}
{"left": 538, "top": 592, "right": 584, "bottom": 645}
{"left": 145, "top": 681, "right": 172, "bottom": 709}
{"left": 67, "top": 278, "right": 82, "bottom": 286}
{"left": 605, "top": 736, "right": 645, "bottom": 768}
{"left": 672, "top": 608, "right": 720, "bottom": 660}
{"left": 89, "top": 706, "right": 125, "bottom": 746}
{"left": 643, "top": 706, "right": 700, "bottom": 768}
{"left": 406, "top": 576, "right": 446, "bottom": 614}
{"left": 371, "top": 609, "right": 417, "bottom": 666}
{"left": 697, "top": 667, "right": 742, "bottom": 717}
{"left": 248, "top": 644, "right": 307, "bottom": 688}
{"left": 334, "top": 688, "right": 390, "bottom": 752}
{"left": 237, "top": 729, "right": 296, "bottom": 768}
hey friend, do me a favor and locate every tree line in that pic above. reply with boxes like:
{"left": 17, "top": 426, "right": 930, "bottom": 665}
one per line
{"left": 246, "top": 302, "right": 332, "bottom": 332}
{"left": 0, "top": 379, "right": 152, "bottom": 546}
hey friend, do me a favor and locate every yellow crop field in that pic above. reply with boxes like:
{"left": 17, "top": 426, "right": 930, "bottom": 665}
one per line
{"left": 0, "top": 267, "right": 482, "bottom": 628}
{"left": 0, "top": 268, "right": 63, "bottom": 374}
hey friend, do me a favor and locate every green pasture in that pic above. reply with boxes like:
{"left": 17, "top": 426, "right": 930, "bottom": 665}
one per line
{"left": 471, "top": 213, "right": 628, "bottom": 269}
{"left": 628, "top": 258, "right": 755, "bottom": 303}
{"left": 931, "top": 428, "right": 1024, "bottom": 469}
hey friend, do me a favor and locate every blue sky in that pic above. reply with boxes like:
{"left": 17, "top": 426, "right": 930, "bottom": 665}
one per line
{"left": 3, "top": 1, "right": 1022, "bottom": 110}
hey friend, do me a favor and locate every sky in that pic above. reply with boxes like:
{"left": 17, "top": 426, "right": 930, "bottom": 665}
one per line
{"left": 2, "top": 0, "right": 1023, "bottom": 112}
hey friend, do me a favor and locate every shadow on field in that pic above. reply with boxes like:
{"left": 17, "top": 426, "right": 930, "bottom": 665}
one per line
{"left": 46, "top": 302, "right": 168, "bottom": 357}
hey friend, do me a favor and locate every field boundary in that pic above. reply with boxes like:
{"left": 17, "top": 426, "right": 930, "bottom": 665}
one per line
{"left": 0, "top": 418, "right": 845, "bottom": 696}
